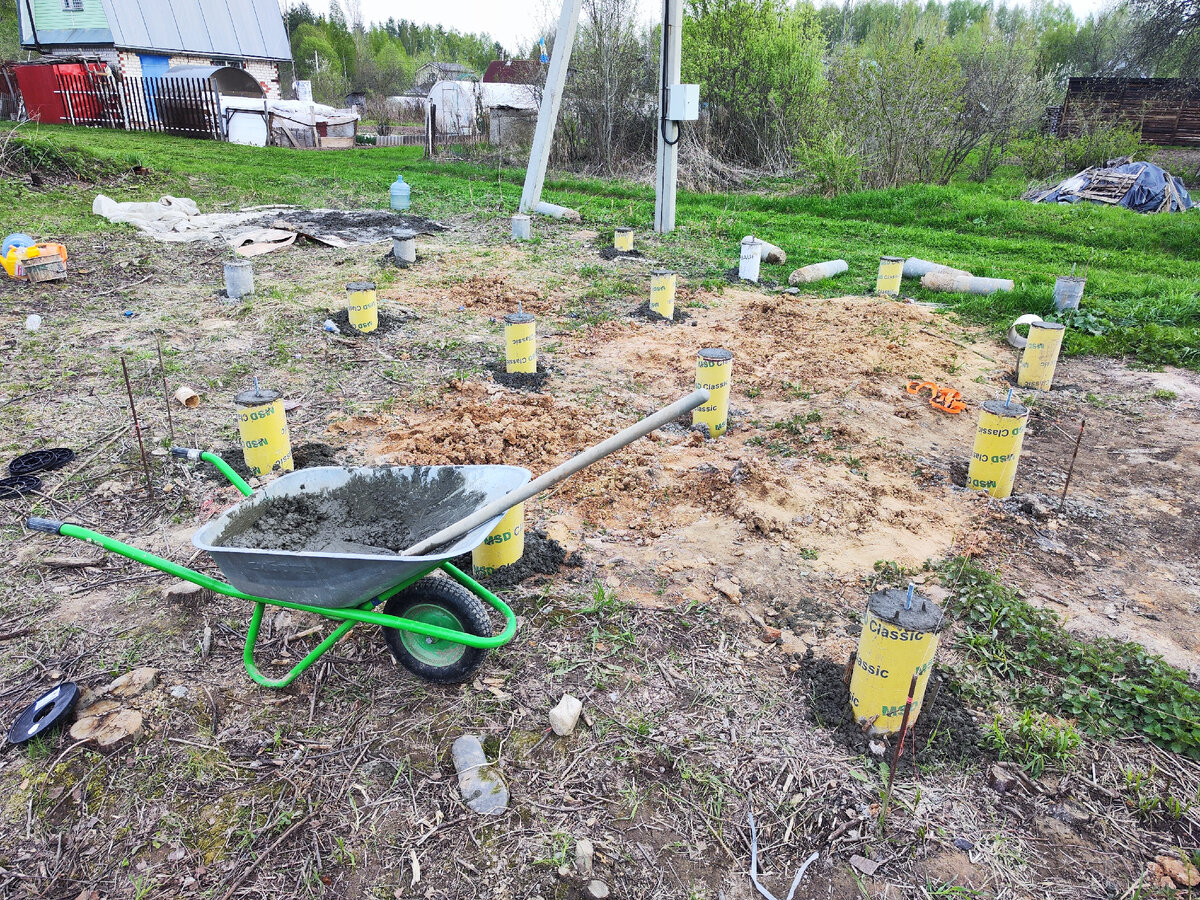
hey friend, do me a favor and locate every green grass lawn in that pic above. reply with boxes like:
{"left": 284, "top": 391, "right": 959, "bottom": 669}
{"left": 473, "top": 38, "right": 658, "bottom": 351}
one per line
{"left": 6, "top": 124, "right": 1200, "bottom": 369}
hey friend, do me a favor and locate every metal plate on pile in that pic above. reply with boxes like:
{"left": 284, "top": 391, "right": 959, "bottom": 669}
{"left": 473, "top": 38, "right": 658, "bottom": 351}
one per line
{"left": 192, "top": 465, "right": 531, "bottom": 609}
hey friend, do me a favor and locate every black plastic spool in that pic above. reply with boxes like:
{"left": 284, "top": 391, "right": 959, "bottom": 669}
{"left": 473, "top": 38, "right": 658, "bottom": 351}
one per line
{"left": 0, "top": 475, "right": 42, "bottom": 499}
{"left": 8, "top": 448, "right": 74, "bottom": 477}
{"left": 7, "top": 683, "right": 80, "bottom": 745}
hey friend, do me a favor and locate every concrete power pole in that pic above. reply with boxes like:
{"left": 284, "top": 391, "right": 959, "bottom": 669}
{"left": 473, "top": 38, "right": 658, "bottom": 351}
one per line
{"left": 519, "top": 0, "right": 584, "bottom": 214}
{"left": 654, "top": 0, "right": 684, "bottom": 233}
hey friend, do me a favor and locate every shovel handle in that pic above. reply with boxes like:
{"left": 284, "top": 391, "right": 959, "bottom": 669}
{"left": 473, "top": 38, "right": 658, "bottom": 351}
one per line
{"left": 401, "top": 388, "right": 711, "bottom": 556}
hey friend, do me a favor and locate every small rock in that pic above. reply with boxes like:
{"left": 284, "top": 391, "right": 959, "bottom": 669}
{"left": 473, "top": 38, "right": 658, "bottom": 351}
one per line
{"left": 574, "top": 838, "right": 594, "bottom": 876}
{"left": 987, "top": 764, "right": 1020, "bottom": 795}
{"left": 713, "top": 577, "right": 741, "bottom": 602}
{"left": 1156, "top": 855, "right": 1200, "bottom": 888}
{"left": 69, "top": 706, "right": 144, "bottom": 750}
{"left": 953, "top": 838, "right": 974, "bottom": 851}
{"left": 868, "top": 740, "right": 887, "bottom": 758}
{"left": 1050, "top": 801, "right": 1092, "bottom": 827}
{"left": 586, "top": 880, "right": 610, "bottom": 899}
{"left": 849, "top": 854, "right": 881, "bottom": 876}
{"left": 169, "top": 685, "right": 189, "bottom": 699}
{"left": 25, "top": 314, "right": 42, "bottom": 331}
{"left": 549, "top": 695, "right": 583, "bottom": 736}
{"left": 759, "top": 626, "right": 782, "bottom": 644}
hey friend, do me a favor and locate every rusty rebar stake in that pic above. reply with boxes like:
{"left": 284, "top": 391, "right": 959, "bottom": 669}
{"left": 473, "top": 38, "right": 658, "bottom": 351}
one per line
{"left": 121, "top": 357, "right": 155, "bottom": 501}
{"left": 1059, "top": 419, "right": 1085, "bottom": 512}
{"left": 880, "top": 671, "right": 920, "bottom": 830}
{"left": 156, "top": 339, "right": 175, "bottom": 444}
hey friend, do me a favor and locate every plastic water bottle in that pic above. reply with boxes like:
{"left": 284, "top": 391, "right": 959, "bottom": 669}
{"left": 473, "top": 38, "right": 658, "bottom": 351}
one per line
{"left": 390, "top": 175, "right": 411, "bottom": 211}
{"left": 451, "top": 735, "right": 508, "bottom": 814}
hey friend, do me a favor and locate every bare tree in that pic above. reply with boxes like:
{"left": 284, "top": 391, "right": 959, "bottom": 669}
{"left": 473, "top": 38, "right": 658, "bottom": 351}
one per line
{"left": 1126, "top": 0, "right": 1200, "bottom": 76}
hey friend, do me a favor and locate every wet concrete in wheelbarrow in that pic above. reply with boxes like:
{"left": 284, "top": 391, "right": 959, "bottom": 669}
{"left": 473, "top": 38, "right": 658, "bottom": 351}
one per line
{"left": 215, "top": 467, "right": 484, "bottom": 556}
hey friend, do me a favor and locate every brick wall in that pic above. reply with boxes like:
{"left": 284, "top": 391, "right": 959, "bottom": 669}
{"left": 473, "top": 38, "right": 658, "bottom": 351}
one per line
{"left": 117, "top": 51, "right": 280, "bottom": 98}
{"left": 244, "top": 60, "right": 280, "bottom": 99}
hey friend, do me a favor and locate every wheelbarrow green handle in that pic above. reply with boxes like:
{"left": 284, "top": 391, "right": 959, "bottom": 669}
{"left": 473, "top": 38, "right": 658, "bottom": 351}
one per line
{"left": 171, "top": 447, "right": 254, "bottom": 496}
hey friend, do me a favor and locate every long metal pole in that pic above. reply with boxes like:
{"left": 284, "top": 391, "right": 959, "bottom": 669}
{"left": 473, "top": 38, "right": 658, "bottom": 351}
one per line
{"left": 654, "top": 0, "right": 683, "bottom": 233}
{"left": 402, "top": 389, "right": 710, "bottom": 556}
{"left": 156, "top": 339, "right": 175, "bottom": 444}
{"left": 518, "top": 0, "right": 583, "bottom": 213}
{"left": 120, "top": 357, "right": 155, "bottom": 501}
{"left": 1058, "top": 419, "right": 1085, "bottom": 512}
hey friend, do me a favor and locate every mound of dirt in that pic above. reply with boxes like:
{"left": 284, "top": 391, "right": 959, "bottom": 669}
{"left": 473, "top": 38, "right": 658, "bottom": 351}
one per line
{"left": 216, "top": 467, "right": 484, "bottom": 554}
{"left": 488, "top": 362, "right": 552, "bottom": 392}
{"left": 326, "top": 308, "right": 412, "bottom": 337}
{"left": 599, "top": 246, "right": 643, "bottom": 260}
{"left": 204, "top": 441, "right": 345, "bottom": 482}
{"left": 451, "top": 528, "right": 583, "bottom": 587}
{"left": 449, "top": 273, "right": 553, "bottom": 317}
{"left": 798, "top": 655, "right": 987, "bottom": 771}
{"left": 630, "top": 300, "right": 693, "bottom": 324}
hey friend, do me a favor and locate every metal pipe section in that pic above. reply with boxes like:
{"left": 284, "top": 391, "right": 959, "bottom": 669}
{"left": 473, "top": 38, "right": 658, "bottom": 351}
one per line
{"left": 402, "top": 389, "right": 711, "bottom": 556}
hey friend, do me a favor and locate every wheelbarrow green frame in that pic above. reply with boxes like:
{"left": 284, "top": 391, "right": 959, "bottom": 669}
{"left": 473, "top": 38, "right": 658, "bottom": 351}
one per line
{"left": 27, "top": 451, "right": 516, "bottom": 689}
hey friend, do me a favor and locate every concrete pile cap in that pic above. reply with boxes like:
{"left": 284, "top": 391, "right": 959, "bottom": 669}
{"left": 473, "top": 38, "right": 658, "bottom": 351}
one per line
{"left": 392, "top": 228, "right": 417, "bottom": 239}
{"left": 880, "top": 255, "right": 904, "bottom": 262}
{"left": 698, "top": 347, "right": 733, "bottom": 362}
{"left": 981, "top": 398, "right": 1029, "bottom": 418}
{"left": 652, "top": 268, "right": 673, "bottom": 276}
{"left": 346, "top": 281, "right": 376, "bottom": 291}
{"left": 504, "top": 312, "right": 535, "bottom": 324}
{"left": 868, "top": 587, "right": 945, "bottom": 634}
{"left": 1032, "top": 321, "right": 1066, "bottom": 331}
{"left": 235, "top": 387, "right": 281, "bottom": 406}
{"left": 615, "top": 227, "right": 632, "bottom": 233}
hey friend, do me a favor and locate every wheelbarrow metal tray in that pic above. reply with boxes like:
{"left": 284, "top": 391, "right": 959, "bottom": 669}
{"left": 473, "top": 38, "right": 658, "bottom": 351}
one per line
{"left": 192, "top": 465, "right": 531, "bottom": 609}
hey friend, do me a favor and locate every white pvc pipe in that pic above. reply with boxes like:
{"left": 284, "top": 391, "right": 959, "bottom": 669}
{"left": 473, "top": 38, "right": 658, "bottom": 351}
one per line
{"left": 392, "top": 229, "right": 416, "bottom": 265}
{"left": 789, "top": 259, "right": 848, "bottom": 285}
{"left": 534, "top": 201, "right": 582, "bottom": 222}
{"left": 739, "top": 237, "right": 762, "bottom": 283}
{"left": 742, "top": 236, "right": 786, "bottom": 265}
{"left": 903, "top": 257, "right": 971, "bottom": 279}
{"left": 224, "top": 261, "right": 254, "bottom": 299}
{"left": 401, "top": 389, "right": 711, "bottom": 556}
{"left": 511, "top": 214, "right": 531, "bottom": 241}
{"left": 921, "top": 271, "right": 1014, "bottom": 295}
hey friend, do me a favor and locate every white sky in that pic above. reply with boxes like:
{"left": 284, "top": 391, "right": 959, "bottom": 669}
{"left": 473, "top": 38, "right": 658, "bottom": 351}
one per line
{"left": 287, "top": 0, "right": 1114, "bottom": 59}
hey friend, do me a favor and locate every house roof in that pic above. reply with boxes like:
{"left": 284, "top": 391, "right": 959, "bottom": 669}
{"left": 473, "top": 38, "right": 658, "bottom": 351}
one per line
{"left": 482, "top": 60, "right": 543, "bottom": 85}
{"left": 19, "top": 0, "right": 291, "bottom": 61}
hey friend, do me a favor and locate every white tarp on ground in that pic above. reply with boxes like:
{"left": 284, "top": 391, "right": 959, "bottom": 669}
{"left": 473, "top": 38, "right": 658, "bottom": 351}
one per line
{"left": 218, "top": 98, "right": 360, "bottom": 147}
{"left": 92, "top": 195, "right": 440, "bottom": 256}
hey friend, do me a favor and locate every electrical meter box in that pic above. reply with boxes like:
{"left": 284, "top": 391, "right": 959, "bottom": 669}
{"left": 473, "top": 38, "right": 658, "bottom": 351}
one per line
{"left": 666, "top": 84, "right": 700, "bottom": 121}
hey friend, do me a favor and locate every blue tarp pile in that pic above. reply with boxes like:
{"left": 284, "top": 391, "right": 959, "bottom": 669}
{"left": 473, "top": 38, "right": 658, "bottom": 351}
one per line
{"left": 1029, "top": 158, "right": 1194, "bottom": 213}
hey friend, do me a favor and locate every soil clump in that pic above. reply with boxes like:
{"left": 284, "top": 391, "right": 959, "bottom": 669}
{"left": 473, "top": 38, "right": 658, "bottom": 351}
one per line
{"left": 599, "top": 246, "right": 643, "bottom": 260}
{"left": 205, "top": 441, "right": 344, "bottom": 482}
{"left": 488, "top": 362, "right": 551, "bottom": 392}
{"left": 451, "top": 528, "right": 583, "bottom": 587}
{"left": 327, "top": 308, "right": 411, "bottom": 337}
{"left": 216, "top": 467, "right": 484, "bottom": 555}
{"left": 799, "top": 654, "right": 986, "bottom": 770}
{"left": 630, "top": 300, "right": 693, "bottom": 324}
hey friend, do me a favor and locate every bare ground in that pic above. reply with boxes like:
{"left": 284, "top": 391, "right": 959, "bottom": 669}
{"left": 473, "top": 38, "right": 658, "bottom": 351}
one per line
{"left": 0, "top": 219, "right": 1197, "bottom": 899}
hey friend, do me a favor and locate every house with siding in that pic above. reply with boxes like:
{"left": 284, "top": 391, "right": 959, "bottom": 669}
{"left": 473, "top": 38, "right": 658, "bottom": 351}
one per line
{"left": 17, "top": 0, "right": 291, "bottom": 98}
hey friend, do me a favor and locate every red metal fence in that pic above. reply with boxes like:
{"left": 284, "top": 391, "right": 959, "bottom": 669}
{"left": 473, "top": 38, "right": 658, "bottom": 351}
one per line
{"left": 54, "top": 71, "right": 222, "bottom": 139}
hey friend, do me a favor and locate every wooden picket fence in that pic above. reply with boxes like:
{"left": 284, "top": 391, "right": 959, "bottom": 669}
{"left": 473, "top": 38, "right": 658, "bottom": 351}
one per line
{"left": 54, "top": 71, "right": 222, "bottom": 139}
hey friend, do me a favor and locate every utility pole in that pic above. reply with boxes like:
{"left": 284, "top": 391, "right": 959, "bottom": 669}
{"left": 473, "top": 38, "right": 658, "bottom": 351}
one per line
{"left": 654, "top": 0, "right": 684, "bottom": 233}
{"left": 519, "top": 0, "right": 583, "bottom": 213}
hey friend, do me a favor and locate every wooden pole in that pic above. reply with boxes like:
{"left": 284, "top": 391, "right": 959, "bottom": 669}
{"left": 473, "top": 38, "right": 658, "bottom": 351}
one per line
{"left": 518, "top": 0, "right": 583, "bottom": 213}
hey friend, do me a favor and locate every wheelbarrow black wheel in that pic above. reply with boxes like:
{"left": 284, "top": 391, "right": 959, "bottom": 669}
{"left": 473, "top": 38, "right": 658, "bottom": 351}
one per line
{"left": 382, "top": 577, "right": 493, "bottom": 684}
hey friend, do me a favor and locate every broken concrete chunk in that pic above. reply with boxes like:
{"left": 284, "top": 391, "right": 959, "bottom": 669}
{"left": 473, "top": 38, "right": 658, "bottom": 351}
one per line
{"left": 713, "top": 577, "right": 741, "bottom": 602}
{"left": 850, "top": 854, "right": 881, "bottom": 876}
{"left": 586, "top": 880, "right": 610, "bottom": 899}
{"left": 550, "top": 694, "right": 583, "bottom": 736}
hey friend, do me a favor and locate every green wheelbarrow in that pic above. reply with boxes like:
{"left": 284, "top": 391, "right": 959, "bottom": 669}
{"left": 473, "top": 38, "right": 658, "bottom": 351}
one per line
{"left": 25, "top": 390, "right": 709, "bottom": 688}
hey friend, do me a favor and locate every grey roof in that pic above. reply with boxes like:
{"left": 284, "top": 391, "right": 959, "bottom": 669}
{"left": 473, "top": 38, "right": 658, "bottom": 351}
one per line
{"left": 21, "top": 0, "right": 292, "bottom": 61}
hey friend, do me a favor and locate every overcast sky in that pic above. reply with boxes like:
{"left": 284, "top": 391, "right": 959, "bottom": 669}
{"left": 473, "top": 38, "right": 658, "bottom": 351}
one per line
{"left": 289, "top": 0, "right": 1114, "bottom": 58}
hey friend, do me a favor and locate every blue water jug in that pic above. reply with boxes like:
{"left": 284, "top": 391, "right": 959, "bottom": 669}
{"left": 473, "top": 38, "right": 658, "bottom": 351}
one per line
{"left": 390, "top": 175, "right": 411, "bottom": 211}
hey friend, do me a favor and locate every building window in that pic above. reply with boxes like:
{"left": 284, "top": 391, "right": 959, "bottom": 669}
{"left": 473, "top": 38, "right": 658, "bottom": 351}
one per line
{"left": 210, "top": 59, "right": 245, "bottom": 69}
{"left": 62, "top": 0, "right": 84, "bottom": 11}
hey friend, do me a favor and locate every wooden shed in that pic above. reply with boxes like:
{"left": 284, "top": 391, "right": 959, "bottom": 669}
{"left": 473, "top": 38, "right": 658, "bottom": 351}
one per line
{"left": 1058, "top": 78, "right": 1200, "bottom": 147}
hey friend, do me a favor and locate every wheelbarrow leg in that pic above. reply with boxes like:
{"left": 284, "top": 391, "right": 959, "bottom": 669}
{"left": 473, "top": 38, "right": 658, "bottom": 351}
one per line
{"left": 243, "top": 601, "right": 359, "bottom": 689}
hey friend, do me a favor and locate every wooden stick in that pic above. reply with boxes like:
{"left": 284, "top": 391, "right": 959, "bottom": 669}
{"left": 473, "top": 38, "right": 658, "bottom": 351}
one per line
{"left": 120, "top": 357, "right": 154, "bottom": 501}
{"left": 156, "top": 339, "right": 175, "bottom": 444}
{"left": 1058, "top": 419, "right": 1085, "bottom": 512}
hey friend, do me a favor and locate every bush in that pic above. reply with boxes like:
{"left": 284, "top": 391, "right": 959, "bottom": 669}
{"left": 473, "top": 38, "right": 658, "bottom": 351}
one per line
{"left": 1017, "top": 114, "right": 1145, "bottom": 179}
